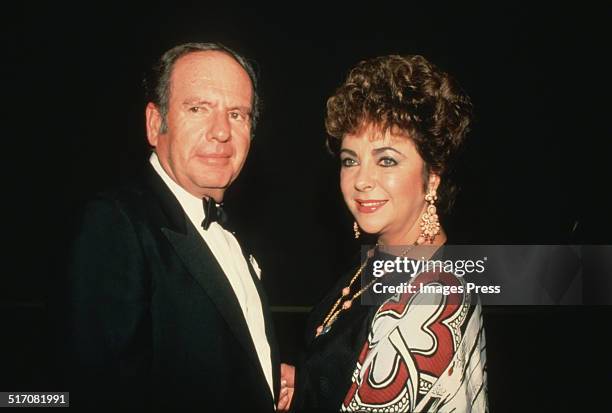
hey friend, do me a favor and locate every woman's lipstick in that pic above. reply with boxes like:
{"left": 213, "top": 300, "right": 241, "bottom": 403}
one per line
{"left": 355, "top": 199, "right": 387, "bottom": 213}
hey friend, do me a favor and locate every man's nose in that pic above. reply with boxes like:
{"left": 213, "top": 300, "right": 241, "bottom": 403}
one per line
{"left": 207, "top": 111, "right": 231, "bottom": 142}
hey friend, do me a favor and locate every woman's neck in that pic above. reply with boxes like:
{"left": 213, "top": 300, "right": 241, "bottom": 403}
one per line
{"left": 377, "top": 228, "right": 447, "bottom": 260}
{"left": 378, "top": 227, "right": 447, "bottom": 247}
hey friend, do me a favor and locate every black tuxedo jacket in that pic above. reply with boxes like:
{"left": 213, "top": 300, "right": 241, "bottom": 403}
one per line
{"left": 62, "top": 163, "right": 279, "bottom": 411}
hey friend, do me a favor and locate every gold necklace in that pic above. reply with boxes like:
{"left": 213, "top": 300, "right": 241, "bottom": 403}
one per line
{"left": 315, "top": 242, "right": 417, "bottom": 337}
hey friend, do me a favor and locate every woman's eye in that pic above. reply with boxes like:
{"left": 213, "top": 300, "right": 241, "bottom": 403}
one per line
{"left": 341, "top": 158, "right": 357, "bottom": 167}
{"left": 379, "top": 157, "right": 398, "bottom": 167}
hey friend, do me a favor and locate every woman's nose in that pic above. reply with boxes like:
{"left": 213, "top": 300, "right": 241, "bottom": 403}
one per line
{"left": 354, "top": 164, "right": 375, "bottom": 192}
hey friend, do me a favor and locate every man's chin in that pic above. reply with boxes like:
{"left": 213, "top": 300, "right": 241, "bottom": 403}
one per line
{"left": 195, "top": 181, "right": 231, "bottom": 201}
{"left": 194, "top": 176, "right": 232, "bottom": 191}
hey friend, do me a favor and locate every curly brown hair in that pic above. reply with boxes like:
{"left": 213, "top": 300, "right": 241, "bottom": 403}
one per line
{"left": 325, "top": 54, "right": 473, "bottom": 213}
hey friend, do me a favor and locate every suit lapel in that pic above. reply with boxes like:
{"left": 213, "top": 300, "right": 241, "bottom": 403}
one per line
{"left": 162, "top": 224, "right": 262, "bottom": 363}
{"left": 142, "top": 164, "right": 266, "bottom": 388}
{"left": 144, "top": 163, "right": 277, "bottom": 404}
{"left": 163, "top": 225, "right": 278, "bottom": 405}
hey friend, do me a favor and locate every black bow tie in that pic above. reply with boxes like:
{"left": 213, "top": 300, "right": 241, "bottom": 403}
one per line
{"left": 201, "top": 198, "right": 228, "bottom": 230}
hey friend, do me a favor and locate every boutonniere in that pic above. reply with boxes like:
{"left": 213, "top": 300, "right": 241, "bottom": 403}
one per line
{"left": 249, "top": 254, "right": 262, "bottom": 279}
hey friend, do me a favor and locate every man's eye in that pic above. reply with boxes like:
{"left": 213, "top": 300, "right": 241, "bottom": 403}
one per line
{"left": 379, "top": 157, "right": 397, "bottom": 167}
{"left": 229, "top": 111, "right": 245, "bottom": 121}
{"left": 341, "top": 158, "right": 358, "bottom": 167}
{"left": 189, "top": 106, "right": 202, "bottom": 113}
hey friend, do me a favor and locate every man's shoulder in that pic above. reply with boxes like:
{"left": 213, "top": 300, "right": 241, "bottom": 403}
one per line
{"left": 70, "top": 163, "right": 184, "bottom": 239}
{"left": 86, "top": 177, "right": 154, "bottom": 214}
{"left": 76, "top": 165, "right": 172, "bottom": 228}
{"left": 89, "top": 162, "right": 170, "bottom": 208}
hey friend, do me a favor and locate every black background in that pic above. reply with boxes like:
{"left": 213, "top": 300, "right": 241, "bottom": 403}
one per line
{"left": 2, "top": 2, "right": 611, "bottom": 411}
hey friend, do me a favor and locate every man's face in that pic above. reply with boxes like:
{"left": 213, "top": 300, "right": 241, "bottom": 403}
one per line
{"left": 146, "top": 50, "right": 253, "bottom": 201}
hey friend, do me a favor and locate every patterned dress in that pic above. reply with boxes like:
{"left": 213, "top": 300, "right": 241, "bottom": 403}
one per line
{"left": 294, "top": 248, "right": 487, "bottom": 412}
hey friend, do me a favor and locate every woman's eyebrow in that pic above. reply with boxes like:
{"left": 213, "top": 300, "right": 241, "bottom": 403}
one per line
{"left": 340, "top": 148, "right": 358, "bottom": 157}
{"left": 372, "top": 146, "right": 404, "bottom": 156}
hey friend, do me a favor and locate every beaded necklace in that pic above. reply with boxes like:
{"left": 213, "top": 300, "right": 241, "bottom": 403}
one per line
{"left": 315, "top": 243, "right": 417, "bottom": 337}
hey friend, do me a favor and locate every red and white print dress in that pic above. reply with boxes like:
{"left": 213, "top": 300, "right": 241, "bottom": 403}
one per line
{"left": 341, "top": 270, "right": 487, "bottom": 412}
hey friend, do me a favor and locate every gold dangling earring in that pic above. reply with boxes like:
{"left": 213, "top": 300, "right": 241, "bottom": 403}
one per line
{"left": 418, "top": 190, "right": 440, "bottom": 244}
{"left": 353, "top": 221, "right": 361, "bottom": 239}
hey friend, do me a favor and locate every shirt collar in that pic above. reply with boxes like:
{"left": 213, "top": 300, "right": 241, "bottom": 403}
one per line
{"left": 149, "top": 152, "right": 206, "bottom": 230}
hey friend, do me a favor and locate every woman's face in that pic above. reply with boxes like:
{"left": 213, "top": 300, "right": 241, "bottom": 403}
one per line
{"left": 340, "top": 124, "right": 439, "bottom": 245}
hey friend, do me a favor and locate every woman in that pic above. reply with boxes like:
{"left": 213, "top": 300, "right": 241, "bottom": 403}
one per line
{"left": 285, "top": 54, "right": 487, "bottom": 412}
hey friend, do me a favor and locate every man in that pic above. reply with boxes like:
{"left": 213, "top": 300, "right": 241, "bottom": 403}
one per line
{"left": 64, "top": 43, "right": 278, "bottom": 411}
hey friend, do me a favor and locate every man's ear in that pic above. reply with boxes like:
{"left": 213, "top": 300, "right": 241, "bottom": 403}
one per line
{"left": 146, "top": 102, "right": 163, "bottom": 146}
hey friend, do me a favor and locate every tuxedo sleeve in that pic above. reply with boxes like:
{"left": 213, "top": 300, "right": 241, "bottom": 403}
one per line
{"left": 64, "top": 197, "right": 151, "bottom": 407}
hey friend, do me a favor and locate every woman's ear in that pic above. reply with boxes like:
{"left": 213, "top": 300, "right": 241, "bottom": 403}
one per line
{"left": 429, "top": 173, "right": 441, "bottom": 193}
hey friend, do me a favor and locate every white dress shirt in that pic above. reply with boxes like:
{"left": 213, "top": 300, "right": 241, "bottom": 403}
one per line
{"left": 150, "top": 153, "right": 274, "bottom": 399}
